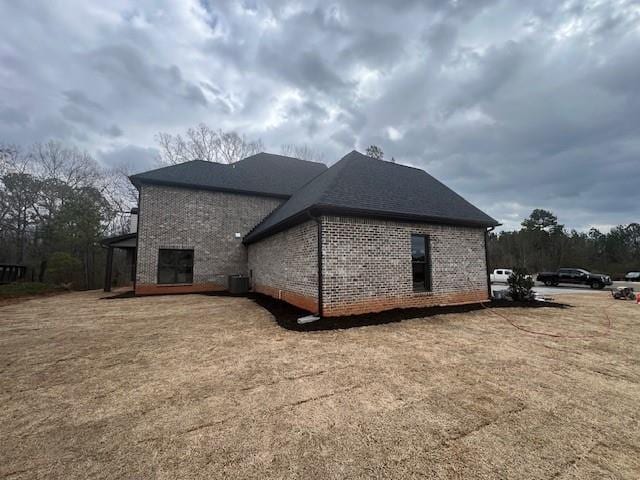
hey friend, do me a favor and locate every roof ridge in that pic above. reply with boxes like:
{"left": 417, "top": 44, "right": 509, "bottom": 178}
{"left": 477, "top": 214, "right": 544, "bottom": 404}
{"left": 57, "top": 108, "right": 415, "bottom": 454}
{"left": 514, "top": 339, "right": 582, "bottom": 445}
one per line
{"left": 239, "top": 152, "right": 328, "bottom": 167}
{"left": 242, "top": 195, "right": 294, "bottom": 239}
{"left": 243, "top": 157, "right": 341, "bottom": 239}
{"left": 129, "top": 159, "right": 217, "bottom": 179}
{"left": 316, "top": 151, "right": 359, "bottom": 204}
{"left": 132, "top": 153, "right": 328, "bottom": 180}
{"left": 130, "top": 154, "right": 326, "bottom": 197}
{"left": 338, "top": 152, "right": 491, "bottom": 218}
{"left": 243, "top": 152, "right": 363, "bottom": 243}
{"left": 406, "top": 162, "right": 491, "bottom": 217}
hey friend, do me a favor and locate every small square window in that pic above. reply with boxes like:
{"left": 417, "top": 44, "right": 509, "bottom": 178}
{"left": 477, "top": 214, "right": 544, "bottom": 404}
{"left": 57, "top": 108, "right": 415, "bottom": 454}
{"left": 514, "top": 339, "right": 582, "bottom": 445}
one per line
{"left": 157, "top": 249, "right": 194, "bottom": 284}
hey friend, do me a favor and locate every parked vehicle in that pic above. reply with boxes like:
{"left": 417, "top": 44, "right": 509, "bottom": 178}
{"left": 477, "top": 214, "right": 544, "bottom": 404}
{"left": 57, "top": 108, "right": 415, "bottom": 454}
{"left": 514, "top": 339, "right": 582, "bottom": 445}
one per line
{"left": 624, "top": 271, "right": 640, "bottom": 282}
{"left": 536, "top": 268, "right": 612, "bottom": 289}
{"left": 490, "top": 268, "right": 513, "bottom": 283}
{"left": 490, "top": 269, "right": 533, "bottom": 283}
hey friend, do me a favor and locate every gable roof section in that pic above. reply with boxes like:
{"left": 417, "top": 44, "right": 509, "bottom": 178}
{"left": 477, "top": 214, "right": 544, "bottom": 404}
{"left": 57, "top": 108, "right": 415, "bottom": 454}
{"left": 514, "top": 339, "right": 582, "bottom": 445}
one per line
{"left": 130, "top": 153, "right": 327, "bottom": 198}
{"left": 244, "top": 151, "right": 499, "bottom": 243}
{"left": 100, "top": 232, "right": 136, "bottom": 248}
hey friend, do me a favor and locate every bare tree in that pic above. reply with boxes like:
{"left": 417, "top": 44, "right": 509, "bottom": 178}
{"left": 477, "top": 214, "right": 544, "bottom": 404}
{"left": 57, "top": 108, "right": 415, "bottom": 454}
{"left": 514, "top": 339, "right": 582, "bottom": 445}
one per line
{"left": 103, "top": 160, "right": 139, "bottom": 234}
{"left": 25, "top": 141, "right": 103, "bottom": 231}
{"left": 280, "top": 143, "right": 326, "bottom": 163}
{"left": 156, "top": 123, "right": 263, "bottom": 165}
{"left": 0, "top": 143, "right": 30, "bottom": 175}
{"left": 0, "top": 146, "right": 11, "bottom": 222}
{"left": 107, "top": 161, "right": 139, "bottom": 207}
{"left": 31, "top": 141, "right": 100, "bottom": 189}
{"left": 0, "top": 145, "right": 38, "bottom": 263}
{"left": 215, "top": 131, "right": 264, "bottom": 164}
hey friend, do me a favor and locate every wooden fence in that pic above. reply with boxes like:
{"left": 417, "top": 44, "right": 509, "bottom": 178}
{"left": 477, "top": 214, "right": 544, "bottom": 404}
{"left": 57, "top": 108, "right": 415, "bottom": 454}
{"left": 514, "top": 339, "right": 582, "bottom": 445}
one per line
{"left": 0, "top": 264, "right": 27, "bottom": 284}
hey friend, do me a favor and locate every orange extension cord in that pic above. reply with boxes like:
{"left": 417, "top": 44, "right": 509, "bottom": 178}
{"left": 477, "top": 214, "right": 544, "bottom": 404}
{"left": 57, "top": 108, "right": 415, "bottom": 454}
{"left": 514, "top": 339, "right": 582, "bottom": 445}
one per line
{"left": 471, "top": 272, "right": 613, "bottom": 339}
{"left": 480, "top": 300, "right": 612, "bottom": 339}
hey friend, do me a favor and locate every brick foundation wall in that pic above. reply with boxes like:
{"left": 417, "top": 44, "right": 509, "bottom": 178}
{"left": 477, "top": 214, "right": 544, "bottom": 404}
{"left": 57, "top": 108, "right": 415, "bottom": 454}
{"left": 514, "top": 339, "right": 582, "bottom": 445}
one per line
{"left": 320, "top": 216, "right": 489, "bottom": 317}
{"left": 252, "top": 284, "right": 318, "bottom": 313}
{"left": 135, "top": 282, "right": 226, "bottom": 296}
{"left": 136, "top": 184, "right": 282, "bottom": 294}
{"left": 247, "top": 220, "right": 318, "bottom": 313}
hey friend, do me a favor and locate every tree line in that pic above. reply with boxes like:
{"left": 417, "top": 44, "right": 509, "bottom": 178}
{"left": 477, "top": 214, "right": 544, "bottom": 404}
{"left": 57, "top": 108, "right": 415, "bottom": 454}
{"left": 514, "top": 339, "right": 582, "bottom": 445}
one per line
{"left": 0, "top": 141, "right": 134, "bottom": 289}
{"left": 488, "top": 209, "right": 640, "bottom": 278}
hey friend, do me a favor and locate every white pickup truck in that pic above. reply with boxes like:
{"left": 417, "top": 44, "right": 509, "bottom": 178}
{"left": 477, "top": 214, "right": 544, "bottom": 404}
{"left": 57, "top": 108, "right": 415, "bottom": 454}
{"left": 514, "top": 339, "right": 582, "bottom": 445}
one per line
{"left": 490, "top": 268, "right": 513, "bottom": 283}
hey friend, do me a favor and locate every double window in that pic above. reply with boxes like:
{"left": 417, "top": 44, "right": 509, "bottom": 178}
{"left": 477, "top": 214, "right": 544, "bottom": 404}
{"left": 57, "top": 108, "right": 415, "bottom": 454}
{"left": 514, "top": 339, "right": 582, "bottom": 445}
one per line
{"left": 411, "top": 235, "right": 431, "bottom": 292}
{"left": 157, "top": 249, "right": 194, "bottom": 284}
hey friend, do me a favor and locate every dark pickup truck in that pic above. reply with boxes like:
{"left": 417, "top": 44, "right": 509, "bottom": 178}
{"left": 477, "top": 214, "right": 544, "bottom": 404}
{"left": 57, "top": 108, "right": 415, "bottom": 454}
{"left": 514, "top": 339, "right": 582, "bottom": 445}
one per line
{"left": 536, "top": 268, "right": 612, "bottom": 289}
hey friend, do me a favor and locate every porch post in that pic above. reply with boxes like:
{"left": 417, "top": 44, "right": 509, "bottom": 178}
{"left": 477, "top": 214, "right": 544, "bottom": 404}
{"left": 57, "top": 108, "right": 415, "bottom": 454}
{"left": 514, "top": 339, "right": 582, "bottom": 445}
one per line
{"left": 104, "top": 246, "right": 114, "bottom": 292}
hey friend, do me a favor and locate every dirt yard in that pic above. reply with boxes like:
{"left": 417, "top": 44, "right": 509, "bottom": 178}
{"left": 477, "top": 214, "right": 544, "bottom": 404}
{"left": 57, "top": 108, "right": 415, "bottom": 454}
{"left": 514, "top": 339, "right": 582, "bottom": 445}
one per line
{"left": 1, "top": 291, "right": 639, "bottom": 479}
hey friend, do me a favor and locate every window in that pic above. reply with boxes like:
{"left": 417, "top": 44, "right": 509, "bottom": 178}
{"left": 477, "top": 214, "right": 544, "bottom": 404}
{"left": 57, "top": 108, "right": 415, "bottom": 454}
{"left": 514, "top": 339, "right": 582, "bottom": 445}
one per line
{"left": 411, "top": 235, "right": 431, "bottom": 292}
{"left": 157, "top": 249, "right": 194, "bottom": 284}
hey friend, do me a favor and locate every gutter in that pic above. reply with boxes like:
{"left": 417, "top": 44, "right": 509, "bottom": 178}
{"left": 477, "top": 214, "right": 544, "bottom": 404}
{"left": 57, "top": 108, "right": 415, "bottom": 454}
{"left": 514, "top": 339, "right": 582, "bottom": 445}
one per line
{"left": 133, "top": 190, "right": 141, "bottom": 292}
{"left": 245, "top": 205, "right": 500, "bottom": 245}
{"left": 307, "top": 210, "right": 323, "bottom": 317}
{"left": 485, "top": 226, "right": 495, "bottom": 299}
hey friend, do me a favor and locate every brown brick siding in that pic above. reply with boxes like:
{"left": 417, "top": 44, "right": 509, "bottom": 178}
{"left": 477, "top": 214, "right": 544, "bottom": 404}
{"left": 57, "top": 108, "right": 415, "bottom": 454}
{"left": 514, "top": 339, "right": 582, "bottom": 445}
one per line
{"left": 136, "top": 184, "right": 282, "bottom": 293}
{"left": 252, "top": 283, "right": 318, "bottom": 313}
{"left": 320, "top": 216, "right": 489, "bottom": 316}
{"left": 247, "top": 220, "right": 318, "bottom": 313}
{"left": 135, "top": 184, "right": 489, "bottom": 316}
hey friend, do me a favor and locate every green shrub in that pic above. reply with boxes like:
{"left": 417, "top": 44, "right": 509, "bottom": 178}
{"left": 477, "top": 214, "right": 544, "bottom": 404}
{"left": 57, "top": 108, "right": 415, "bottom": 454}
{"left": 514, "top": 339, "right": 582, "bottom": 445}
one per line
{"left": 47, "top": 252, "right": 82, "bottom": 286}
{"left": 0, "top": 282, "right": 61, "bottom": 298}
{"left": 508, "top": 268, "right": 534, "bottom": 301}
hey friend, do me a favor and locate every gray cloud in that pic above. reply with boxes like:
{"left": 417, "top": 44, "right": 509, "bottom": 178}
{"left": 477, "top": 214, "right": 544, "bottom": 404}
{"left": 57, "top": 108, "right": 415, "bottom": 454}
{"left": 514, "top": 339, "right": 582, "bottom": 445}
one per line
{"left": 63, "top": 90, "right": 104, "bottom": 111}
{"left": 0, "top": 0, "right": 639, "bottom": 231}
{"left": 104, "top": 125, "right": 124, "bottom": 138}
{"left": 98, "top": 144, "right": 158, "bottom": 172}
{"left": 0, "top": 106, "right": 29, "bottom": 127}
{"left": 339, "top": 30, "right": 405, "bottom": 68}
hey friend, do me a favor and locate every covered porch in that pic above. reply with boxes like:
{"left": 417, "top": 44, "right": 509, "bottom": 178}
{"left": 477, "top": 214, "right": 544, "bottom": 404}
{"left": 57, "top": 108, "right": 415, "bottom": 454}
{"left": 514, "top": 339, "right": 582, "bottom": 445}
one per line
{"left": 101, "top": 233, "right": 136, "bottom": 292}
{"left": 0, "top": 264, "right": 27, "bottom": 284}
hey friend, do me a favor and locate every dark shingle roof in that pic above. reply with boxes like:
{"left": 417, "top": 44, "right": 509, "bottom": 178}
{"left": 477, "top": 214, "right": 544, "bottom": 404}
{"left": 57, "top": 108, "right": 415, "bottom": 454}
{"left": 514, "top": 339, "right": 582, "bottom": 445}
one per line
{"left": 130, "top": 153, "right": 327, "bottom": 198}
{"left": 244, "top": 151, "right": 499, "bottom": 243}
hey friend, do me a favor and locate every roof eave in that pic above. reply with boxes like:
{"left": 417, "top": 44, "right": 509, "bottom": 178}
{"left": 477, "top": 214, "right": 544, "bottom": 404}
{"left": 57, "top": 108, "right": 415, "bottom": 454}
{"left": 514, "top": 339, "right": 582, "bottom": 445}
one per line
{"left": 101, "top": 232, "right": 137, "bottom": 247}
{"left": 244, "top": 205, "right": 500, "bottom": 244}
{"left": 243, "top": 209, "right": 314, "bottom": 245}
{"left": 315, "top": 205, "right": 501, "bottom": 228}
{"left": 128, "top": 177, "right": 292, "bottom": 200}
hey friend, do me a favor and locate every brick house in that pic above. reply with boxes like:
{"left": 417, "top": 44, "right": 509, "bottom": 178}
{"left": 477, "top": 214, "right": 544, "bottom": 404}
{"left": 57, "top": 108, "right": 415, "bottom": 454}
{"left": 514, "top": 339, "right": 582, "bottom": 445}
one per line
{"left": 103, "top": 151, "right": 499, "bottom": 316}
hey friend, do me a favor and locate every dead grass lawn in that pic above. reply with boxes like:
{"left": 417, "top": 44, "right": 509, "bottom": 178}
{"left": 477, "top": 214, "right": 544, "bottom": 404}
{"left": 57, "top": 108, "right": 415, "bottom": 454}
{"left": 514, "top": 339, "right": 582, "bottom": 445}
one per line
{"left": 1, "top": 291, "right": 639, "bottom": 479}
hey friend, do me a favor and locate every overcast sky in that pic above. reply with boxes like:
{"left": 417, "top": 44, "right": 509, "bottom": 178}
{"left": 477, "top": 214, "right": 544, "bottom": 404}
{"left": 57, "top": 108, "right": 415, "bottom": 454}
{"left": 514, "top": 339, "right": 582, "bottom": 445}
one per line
{"left": 1, "top": 1, "right": 639, "bottom": 231}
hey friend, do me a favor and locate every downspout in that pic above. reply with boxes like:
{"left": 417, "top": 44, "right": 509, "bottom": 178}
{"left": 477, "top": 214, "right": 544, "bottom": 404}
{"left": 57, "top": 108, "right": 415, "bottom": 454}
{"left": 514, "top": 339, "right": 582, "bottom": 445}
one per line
{"left": 485, "top": 226, "right": 495, "bottom": 299}
{"left": 132, "top": 189, "right": 141, "bottom": 293}
{"left": 307, "top": 211, "right": 323, "bottom": 317}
